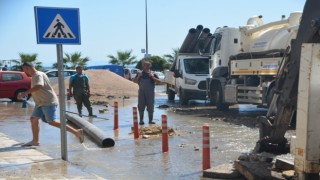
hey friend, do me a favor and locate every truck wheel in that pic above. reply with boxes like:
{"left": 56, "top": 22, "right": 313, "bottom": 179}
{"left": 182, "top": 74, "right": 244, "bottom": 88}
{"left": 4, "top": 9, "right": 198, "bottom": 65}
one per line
{"left": 209, "top": 85, "right": 217, "bottom": 106}
{"left": 167, "top": 89, "right": 175, "bottom": 101}
{"left": 214, "top": 84, "right": 229, "bottom": 111}
{"left": 179, "top": 89, "right": 189, "bottom": 105}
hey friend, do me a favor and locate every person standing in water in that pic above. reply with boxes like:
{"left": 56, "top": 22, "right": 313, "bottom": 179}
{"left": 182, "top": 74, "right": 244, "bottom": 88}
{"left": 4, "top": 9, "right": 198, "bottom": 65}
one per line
{"left": 133, "top": 61, "right": 161, "bottom": 125}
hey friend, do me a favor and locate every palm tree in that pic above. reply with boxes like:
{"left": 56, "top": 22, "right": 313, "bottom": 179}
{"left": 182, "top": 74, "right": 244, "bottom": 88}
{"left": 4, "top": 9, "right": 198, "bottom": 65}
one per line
{"left": 163, "top": 48, "right": 179, "bottom": 64}
{"left": 52, "top": 57, "right": 71, "bottom": 69}
{"left": 107, "top": 50, "right": 137, "bottom": 68}
{"left": 63, "top": 52, "right": 90, "bottom": 69}
{"left": 19, "top": 53, "right": 43, "bottom": 70}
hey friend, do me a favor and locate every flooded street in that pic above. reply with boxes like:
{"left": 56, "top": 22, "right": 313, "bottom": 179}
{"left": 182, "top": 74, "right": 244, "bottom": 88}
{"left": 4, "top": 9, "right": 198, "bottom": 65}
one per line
{"left": 0, "top": 85, "right": 270, "bottom": 179}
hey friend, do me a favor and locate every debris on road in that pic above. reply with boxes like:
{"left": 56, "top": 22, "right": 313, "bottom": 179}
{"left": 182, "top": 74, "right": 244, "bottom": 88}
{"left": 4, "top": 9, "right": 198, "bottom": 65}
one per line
{"left": 92, "top": 101, "right": 109, "bottom": 106}
{"left": 233, "top": 152, "right": 295, "bottom": 179}
{"left": 157, "top": 104, "right": 170, "bottom": 109}
{"left": 130, "top": 125, "right": 177, "bottom": 138}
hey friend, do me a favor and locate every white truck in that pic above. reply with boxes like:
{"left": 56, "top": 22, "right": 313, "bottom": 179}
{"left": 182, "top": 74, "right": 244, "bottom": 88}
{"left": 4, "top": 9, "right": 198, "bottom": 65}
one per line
{"left": 165, "top": 25, "right": 212, "bottom": 105}
{"left": 164, "top": 53, "right": 209, "bottom": 105}
{"left": 207, "top": 12, "right": 302, "bottom": 110}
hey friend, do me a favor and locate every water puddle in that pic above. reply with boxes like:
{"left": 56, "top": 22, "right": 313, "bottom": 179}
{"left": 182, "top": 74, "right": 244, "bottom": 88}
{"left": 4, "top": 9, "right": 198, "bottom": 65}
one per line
{"left": 0, "top": 86, "right": 274, "bottom": 179}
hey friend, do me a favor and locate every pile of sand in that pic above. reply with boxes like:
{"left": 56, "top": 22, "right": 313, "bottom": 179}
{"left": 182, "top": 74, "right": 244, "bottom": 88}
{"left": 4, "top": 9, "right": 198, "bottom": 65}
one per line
{"left": 52, "top": 70, "right": 139, "bottom": 103}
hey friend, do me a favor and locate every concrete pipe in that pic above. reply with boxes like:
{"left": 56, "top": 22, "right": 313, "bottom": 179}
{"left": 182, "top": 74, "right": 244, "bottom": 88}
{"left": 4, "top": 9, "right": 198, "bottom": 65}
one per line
{"left": 66, "top": 113, "right": 115, "bottom": 148}
{"left": 179, "top": 28, "right": 197, "bottom": 53}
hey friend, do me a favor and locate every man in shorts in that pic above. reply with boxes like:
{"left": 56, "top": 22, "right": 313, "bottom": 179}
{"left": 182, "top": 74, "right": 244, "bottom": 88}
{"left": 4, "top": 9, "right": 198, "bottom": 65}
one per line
{"left": 19, "top": 62, "right": 84, "bottom": 146}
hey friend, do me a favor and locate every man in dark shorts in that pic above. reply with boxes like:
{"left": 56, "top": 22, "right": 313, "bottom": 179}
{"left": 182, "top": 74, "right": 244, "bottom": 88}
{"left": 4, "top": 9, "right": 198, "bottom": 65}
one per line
{"left": 133, "top": 61, "right": 161, "bottom": 125}
{"left": 19, "top": 62, "right": 84, "bottom": 146}
{"left": 69, "top": 66, "right": 95, "bottom": 117}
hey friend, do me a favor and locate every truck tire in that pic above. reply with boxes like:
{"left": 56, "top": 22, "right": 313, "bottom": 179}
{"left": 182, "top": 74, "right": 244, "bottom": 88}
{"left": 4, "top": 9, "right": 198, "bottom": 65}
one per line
{"left": 179, "top": 89, "right": 189, "bottom": 105}
{"left": 214, "top": 84, "right": 229, "bottom": 111}
{"left": 209, "top": 84, "right": 217, "bottom": 106}
{"left": 167, "top": 89, "right": 175, "bottom": 101}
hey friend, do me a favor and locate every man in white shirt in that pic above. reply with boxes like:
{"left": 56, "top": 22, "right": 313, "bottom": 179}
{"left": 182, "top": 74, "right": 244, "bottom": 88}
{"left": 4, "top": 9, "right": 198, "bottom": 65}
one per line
{"left": 19, "top": 62, "right": 84, "bottom": 146}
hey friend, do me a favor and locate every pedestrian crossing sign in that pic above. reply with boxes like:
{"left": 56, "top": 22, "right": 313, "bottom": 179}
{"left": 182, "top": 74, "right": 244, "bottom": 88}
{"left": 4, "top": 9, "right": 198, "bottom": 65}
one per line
{"left": 44, "top": 14, "right": 75, "bottom": 39}
{"left": 34, "top": 7, "right": 81, "bottom": 44}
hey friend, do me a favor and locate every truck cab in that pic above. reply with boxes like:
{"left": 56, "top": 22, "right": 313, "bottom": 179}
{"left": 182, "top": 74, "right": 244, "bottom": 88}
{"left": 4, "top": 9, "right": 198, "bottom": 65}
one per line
{"left": 165, "top": 54, "right": 209, "bottom": 105}
{"left": 209, "top": 27, "right": 240, "bottom": 77}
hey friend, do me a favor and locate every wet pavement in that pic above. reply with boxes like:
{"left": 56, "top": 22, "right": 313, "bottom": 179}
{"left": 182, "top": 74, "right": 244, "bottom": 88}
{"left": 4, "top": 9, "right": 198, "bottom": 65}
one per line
{"left": 0, "top": 86, "right": 272, "bottom": 179}
{"left": 0, "top": 132, "right": 100, "bottom": 179}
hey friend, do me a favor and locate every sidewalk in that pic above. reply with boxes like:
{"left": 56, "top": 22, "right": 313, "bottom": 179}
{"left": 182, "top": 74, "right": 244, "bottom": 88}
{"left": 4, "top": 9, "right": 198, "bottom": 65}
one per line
{"left": 0, "top": 132, "right": 102, "bottom": 179}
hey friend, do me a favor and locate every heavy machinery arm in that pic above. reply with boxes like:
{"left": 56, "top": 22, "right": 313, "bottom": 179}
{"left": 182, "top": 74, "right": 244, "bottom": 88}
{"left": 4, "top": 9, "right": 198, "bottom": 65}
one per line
{"left": 256, "top": 0, "right": 320, "bottom": 153}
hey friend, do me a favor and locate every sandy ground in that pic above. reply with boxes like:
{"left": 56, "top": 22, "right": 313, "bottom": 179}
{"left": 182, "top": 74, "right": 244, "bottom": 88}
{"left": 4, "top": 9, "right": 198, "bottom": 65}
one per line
{"left": 52, "top": 70, "right": 139, "bottom": 105}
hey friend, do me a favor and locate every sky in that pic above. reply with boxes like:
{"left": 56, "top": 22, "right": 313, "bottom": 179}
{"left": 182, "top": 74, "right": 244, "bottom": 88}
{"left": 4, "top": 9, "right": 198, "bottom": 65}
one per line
{"left": 0, "top": 0, "right": 305, "bottom": 67}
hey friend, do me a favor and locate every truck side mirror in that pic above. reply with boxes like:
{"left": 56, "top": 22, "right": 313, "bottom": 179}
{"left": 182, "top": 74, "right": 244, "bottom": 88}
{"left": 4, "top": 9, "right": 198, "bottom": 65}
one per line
{"left": 173, "top": 70, "right": 181, "bottom": 78}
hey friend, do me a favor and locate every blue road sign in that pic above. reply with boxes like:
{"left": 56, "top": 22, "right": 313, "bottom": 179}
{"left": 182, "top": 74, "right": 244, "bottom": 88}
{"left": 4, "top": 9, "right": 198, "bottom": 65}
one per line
{"left": 34, "top": 7, "right": 81, "bottom": 44}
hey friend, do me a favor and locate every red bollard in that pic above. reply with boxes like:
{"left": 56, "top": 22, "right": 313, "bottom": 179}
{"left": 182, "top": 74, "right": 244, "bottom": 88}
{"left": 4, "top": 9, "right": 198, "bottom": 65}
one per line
{"left": 162, "top": 114, "right": 169, "bottom": 153}
{"left": 133, "top": 107, "right": 139, "bottom": 139}
{"left": 202, "top": 124, "right": 211, "bottom": 170}
{"left": 114, "top": 101, "right": 118, "bottom": 130}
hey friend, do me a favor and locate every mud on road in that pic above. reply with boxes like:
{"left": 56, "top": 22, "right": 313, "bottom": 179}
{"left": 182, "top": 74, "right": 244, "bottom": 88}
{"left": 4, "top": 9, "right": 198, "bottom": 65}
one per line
{"left": 164, "top": 104, "right": 268, "bottom": 129}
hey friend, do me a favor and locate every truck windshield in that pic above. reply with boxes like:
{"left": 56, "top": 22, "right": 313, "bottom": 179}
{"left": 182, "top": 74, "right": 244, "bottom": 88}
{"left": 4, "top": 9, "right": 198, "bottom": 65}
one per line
{"left": 210, "top": 33, "right": 222, "bottom": 54}
{"left": 183, "top": 58, "right": 209, "bottom": 74}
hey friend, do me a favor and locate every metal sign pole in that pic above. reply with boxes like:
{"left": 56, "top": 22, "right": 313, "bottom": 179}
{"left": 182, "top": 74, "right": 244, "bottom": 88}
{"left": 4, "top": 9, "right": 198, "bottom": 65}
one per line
{"left": 35, "top": 7, "right": 80, "bottom": 160}
{"left": 57, "top": 44, "right": 68, "bottom": 160}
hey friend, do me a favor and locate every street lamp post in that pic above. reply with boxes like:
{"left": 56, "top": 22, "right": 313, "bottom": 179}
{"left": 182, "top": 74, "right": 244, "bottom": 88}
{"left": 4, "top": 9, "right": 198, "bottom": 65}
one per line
{"left": 144, "top": 0, "right": 149, "bottom": 58}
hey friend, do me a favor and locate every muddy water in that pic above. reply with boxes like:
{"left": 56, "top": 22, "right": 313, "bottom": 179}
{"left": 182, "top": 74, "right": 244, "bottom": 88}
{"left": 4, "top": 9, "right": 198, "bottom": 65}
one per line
{"left": 0, "top": 86, "right": 266, "bottom": 179}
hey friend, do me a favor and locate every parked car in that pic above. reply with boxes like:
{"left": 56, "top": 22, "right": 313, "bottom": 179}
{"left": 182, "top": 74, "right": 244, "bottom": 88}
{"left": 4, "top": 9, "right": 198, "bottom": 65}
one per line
{"left": 0, "top": 71, "right": 31, "bottom": 101}
{"left": 124, "top": 68, "right": 140, "bottom": 80}
{"left": 45, "top": 69, "right": 76, "bottom": 78}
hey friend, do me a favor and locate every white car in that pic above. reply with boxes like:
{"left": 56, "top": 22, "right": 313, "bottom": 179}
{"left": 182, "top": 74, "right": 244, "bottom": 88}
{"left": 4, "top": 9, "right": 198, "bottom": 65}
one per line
{"left": 154, "top": 71, "right": 165, "bottom": 81}
{"left": 124, "top": 68, "right": 140, "bottom": 80}
{"left": 45, "top": 69, "right": 76, "bottom": 78}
